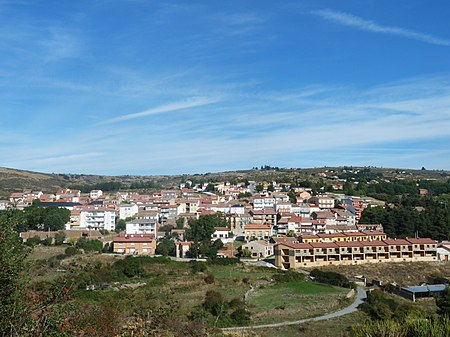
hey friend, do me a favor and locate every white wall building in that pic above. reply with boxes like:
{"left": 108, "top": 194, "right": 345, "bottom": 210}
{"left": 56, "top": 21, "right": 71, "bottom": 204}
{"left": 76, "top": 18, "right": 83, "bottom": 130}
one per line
{"left": 90, "top": 190, "right": 103, "bottom": 199}
{"left": 80, "top": 206, "right": 116, "bottom": 231}
{"left": 119, "top": 204, "right": 139, "bottom": 219}
{"left": 126, "top": 219, "right": 158, "bottom": 236}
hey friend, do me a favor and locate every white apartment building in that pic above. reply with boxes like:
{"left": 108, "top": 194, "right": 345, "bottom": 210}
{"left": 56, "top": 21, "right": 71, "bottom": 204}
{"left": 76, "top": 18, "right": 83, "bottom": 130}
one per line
{"left": 253, "top": 197, "right": 275, "bottom": 210}
{"left": 80, "top": 206, "right": 116, "bottom": 231}
{"left": 119, "top": 203, "right": 139, "bottom": 219}
{"left": 126, "top": 219, "right": 158, "bottom": 236}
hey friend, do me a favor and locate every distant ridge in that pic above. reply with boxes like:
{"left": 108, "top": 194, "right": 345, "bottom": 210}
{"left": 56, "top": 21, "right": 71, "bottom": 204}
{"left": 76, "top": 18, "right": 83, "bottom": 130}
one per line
{"left": 0, "top": 166, "right": 449, "bottom": 199}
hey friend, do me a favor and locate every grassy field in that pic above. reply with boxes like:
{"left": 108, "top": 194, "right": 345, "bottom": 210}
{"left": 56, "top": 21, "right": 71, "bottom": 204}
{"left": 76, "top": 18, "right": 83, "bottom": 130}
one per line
{"left": 248, "top": 281, "right": 349, "bottom": 324}
{"left": 315, "top": 261, "right": 450, "bottom": 287}
{"left": 243, "top": 310, "right": 371, "bottom": 337}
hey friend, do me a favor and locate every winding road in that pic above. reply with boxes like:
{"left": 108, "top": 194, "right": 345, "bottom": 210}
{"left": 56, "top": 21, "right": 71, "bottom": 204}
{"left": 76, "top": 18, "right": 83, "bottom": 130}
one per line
{"left": 222, "top": 287, "right": 367, "bottom": 331}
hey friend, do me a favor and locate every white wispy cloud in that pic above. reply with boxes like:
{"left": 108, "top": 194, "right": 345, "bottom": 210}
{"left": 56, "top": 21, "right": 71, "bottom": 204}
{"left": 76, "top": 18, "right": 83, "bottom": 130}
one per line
{"left": 39, "top": 27, "right": 84, "bottom": 61}
{"left": 105, "top": 96, "right": 222, "bottom": 123}
{"left": 313, "top": 9, "right": 450, "bottom": 46}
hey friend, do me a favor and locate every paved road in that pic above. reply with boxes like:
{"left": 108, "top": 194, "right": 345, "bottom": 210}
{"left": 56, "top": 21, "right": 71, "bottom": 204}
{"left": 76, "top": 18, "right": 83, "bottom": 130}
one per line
{"left": 222, "top": 287, "right": 367, "bottom": 331}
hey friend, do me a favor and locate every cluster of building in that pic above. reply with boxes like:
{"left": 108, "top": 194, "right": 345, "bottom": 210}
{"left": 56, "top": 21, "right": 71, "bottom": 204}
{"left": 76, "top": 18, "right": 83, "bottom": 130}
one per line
{"left": 7, "top": 180, "right": 448, "bottom": 266}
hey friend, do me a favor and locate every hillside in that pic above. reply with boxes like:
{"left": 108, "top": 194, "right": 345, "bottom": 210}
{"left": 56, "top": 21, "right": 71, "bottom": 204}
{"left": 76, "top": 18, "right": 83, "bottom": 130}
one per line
{"left": 1, "top": 165, "right": 449, "bottom": 199}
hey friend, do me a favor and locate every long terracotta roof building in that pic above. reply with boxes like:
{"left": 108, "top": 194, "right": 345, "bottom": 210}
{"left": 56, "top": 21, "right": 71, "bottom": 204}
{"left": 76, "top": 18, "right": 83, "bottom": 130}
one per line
{"left": 275, "top": 237, "right": 437, "bottom": 269}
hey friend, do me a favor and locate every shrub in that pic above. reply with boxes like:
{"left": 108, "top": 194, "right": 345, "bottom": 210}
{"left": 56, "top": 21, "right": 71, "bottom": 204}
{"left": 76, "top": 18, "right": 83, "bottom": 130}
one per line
{"left": 230, "top": 307, "right": 250, "bottom": 325}
{"left": 203, "top": 290, "right": 228, "bottom": 316}
{"left": 310, "top": 269, "right": 355, "bottom": 289}
{"left": 65, "top": 246, "right": 79, "bottom": 256}
{"left": 204, "top": 273, "right": 215, "bottom": 284}
{"left": 208, "top": 257, "right": 240, "bottom": 265}
{"left": 55, "top": 231, "right": 66, "bottom": 245}
{"left": 272, "top": 270, "right": 305, "bottom": 283}
{"left": 114, "top": 257, "right": 144, "bottom": 278}
{"left": 76, "top": 238, "right": 103, "bottom": 253}
{"left": 190, "top": 261, "right": 207, "bottom": 273}
{"left": 25, "top": 235, "right": 42, "bottom": 247}
{"left": 229, "top": 298, "right": 244, "bottom": 309}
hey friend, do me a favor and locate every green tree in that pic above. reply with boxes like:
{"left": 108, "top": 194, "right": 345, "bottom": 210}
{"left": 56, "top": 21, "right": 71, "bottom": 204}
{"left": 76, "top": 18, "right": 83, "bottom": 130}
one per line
{"left": 43, "top": 207, "right": 70, "bottom": 231}
{"left": 115, "top": 219, "right": 126, "bottom": 233}
{"left": 156, "top": 238, "right": 176, "bottom": 256}
{"left": 0, "top": 209, "right": 30, "bottom": 335}
{"left": 76, "top": 237, "right": 103, "bottom": 252}
{"left": 186, "top": 214, "right": 227, "bottom": 258}
{"left": 176, "top": 217, "right": 185, "bottom": 229}
{"left": 436, "top": 288, "right": 450, "bottom": 317}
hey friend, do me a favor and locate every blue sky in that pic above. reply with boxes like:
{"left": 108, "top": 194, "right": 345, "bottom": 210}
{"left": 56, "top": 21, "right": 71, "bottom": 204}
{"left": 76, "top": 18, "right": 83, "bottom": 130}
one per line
{"left": 1, "top": 0, "right": 450, "bottom": 175}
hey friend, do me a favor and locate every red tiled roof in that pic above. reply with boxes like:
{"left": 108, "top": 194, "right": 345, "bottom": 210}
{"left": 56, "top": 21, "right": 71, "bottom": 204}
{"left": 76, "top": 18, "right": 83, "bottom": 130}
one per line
{"left": 383, "top": 239, "right": 410, "bottom": 245}
{"left": 309, "top": 242, "right": 339, "bottom": 249}
{"left": 113, "top": 234, "right": 155, "bottom": 242}
{"left": 244, "top": 223, "right": 271, "bottom": 230}
{"left": 405, "top": 238, "right": 436, "bottom": 245}
{"left": 334, "top": 241, "right": 364, "bottom": 247}
{"left": 278, "top": 242, "right": 313, "bottom": 249}
{"left": 361, "top": 240, "right": 388, "bottom": 247}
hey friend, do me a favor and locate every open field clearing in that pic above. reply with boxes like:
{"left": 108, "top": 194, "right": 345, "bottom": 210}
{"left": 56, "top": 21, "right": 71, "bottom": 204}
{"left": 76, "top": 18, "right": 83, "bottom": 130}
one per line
{"left": 248, "top": 282, "right": 349, "bottom": 324}
{"left": 315, "top": 261, "right": 450, "bottom": 286}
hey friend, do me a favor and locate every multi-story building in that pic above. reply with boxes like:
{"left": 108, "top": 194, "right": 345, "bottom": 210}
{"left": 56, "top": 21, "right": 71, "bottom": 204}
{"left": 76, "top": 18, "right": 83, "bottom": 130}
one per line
{"left": 79, "top": 206, "right": 116, "bottom": 231}
{"left": 250, "top": 209, "right": 277, "bottom": 226}
{"left": 119, "top": 203, "right": 139, "bottom": 219}
{"left": 125, "top": 219, "right": 158, "bottom": 236}
{"left": 309, "top": 195, "right": 335, "bottom": 209}
{"left": 244, "top": 223, "right": 273, "bottom": 241}
{"left": 275, "top": 237, "right": 437, "bottom": 269}
{"left": 113, "top": 233, "right": 156, "bottom": 255}
{"left": 253, "top": 197, "right": 275, "bottom": 210}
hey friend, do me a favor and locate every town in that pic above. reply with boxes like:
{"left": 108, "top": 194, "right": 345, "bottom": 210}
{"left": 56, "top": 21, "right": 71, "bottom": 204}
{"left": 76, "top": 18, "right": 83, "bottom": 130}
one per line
{"left": 5, "top": 176, "right": 449, "bottom": 266}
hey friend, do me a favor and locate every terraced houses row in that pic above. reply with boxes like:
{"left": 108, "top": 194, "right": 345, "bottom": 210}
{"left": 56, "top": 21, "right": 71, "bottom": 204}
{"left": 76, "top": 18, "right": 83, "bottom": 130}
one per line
{"left": 275, "top": 235, "right": 437, "bottom": 269}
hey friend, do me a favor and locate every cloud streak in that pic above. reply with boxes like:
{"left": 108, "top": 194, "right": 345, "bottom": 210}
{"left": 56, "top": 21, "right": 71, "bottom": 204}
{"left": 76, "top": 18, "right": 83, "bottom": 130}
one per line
{"left": 105, "top": 96, "right": 222, "bottom": 123}
{"left": 313, "top": 9, "right": 450, "bottom": 46}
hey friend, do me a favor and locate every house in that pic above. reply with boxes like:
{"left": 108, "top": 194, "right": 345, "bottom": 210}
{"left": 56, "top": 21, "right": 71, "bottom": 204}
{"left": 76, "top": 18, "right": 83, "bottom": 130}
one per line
{"left": 113, "top": 233, "right": 156, "bottom": 255}
{"left": 242, "top": 240, "right": 274, "bottom": 259}
{"left": 161, "top": 190, "right": 178, "bottom": 200}
{"left": 437, "top": 242, "right": 450, "bottom": 262}
{"left": 119, "top": 204, "right": 139, "bottom": 219}
{"left": 309, "top": 195, "right": 335, "bottom": 209}
{"left": 217, "top": 246, "right": 235, "bottom": 258}
{"left": 0, "top": 200, "right": 10, "bottom": 210}
{"left": 126, "top": 219, "right": 158, "bottom": 236}
{"left": 177, "top": 199, "right": 199, "bottom": 215}
{"left": 212, "top": 227, "right": 231, "bottom": 242}
{"left": 175, "top": 241, "right": 193, "bottom": 258}
{"left": 244, "top": 223, "right": 273, "bottom": 241}
{"left": 56, "top": 189, "right": 81, "bottom": 203}
{"left": 90, "top": 190, "right": 103, "bottom": 200}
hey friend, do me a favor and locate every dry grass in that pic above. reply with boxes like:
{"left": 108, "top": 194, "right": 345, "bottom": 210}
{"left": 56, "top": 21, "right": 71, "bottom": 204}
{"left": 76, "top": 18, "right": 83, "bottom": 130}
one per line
{"left": 312, "top": 261, "right": 450, "bottom": 287}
